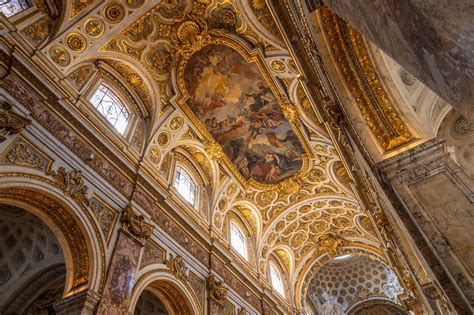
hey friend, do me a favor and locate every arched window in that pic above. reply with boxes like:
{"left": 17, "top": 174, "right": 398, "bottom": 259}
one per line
{"left": 269, "top": 263, "right": 285, "bottom": 297}
{"left": 174, "top": 166, "right": 197, "bottom": 207}
{"left": 230, "top": 221, "right": 247, "bottom": 260}
{"left": 0, "top": 0, "right": 29, "bottom": 17}
{"left": 89, "top": 84, "right": 130, "bottom": 134}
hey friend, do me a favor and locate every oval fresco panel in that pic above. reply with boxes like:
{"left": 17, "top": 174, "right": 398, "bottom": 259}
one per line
{"left": 184, "top": 44, "right": 303, "bottom": 184}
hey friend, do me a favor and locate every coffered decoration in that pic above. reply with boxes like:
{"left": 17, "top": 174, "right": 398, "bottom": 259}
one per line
{"left": 1, "top": 0, "right": 454, "bottom": 313}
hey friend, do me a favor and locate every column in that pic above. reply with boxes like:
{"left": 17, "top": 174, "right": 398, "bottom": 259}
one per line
{"left": 96, "top": 206, "right": 154, "bottom": 314}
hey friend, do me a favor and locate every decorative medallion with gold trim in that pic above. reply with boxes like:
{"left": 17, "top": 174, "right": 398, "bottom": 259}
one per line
{"left": 83, "top": 18, "right": 105, "bottom": 38}
{"left": 103, "top": 2, "right": 125, "bottom": 24}
{"left": 66, "top": 32, "right": 87, "bottom": 52}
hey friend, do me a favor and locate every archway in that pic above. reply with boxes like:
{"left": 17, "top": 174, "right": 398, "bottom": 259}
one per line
{"left": 0, "top": 204, "right": 66, "bottom": 314}
{"left": 131, "top": 270, "right": 201, "bottom": 315}
{"left": 348, "top": 299, "right": 409, "bottom": 314}
{"left": 304, "top": 254, "right": 405, "bottom": 315}
{"left": 0, "top": 185, "right": 101, "bottom": 295}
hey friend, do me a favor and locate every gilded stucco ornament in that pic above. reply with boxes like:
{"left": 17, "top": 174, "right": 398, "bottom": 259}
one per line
{"left": 103, "top": 2, "right": 125, "bottom": 24}
{"left": 149, "top": 147, "right": 161, "bottom": 164}
{"left": 165, "top": 254, "right": 189, "bottom": 281}
{"left": 6, "top": 141, "right": 44, "bottom": 169}
{"left": 66, "top": 32, "right": 87, "bottom": 52}
{"left": 320, "top": 8, "right": 414, "bottom": 151}
{"left": 49, "top": 46, "right": 70, "bottom": 67}
{"left": 315, "top": 233, "right": 345, "bottom": 257}
{"left": 205, "top": 140, "right": 224, "bottom": 160}
{"left": 0, "top": 101, "right": 31, "bottom": 142}
{"left": 120, "top": 205, "right": 154, "bottom": 244}
{"left": 270, "top": 59, "right": 286, "bottom": 73}
{"left": 47, "top": 166, "right": 90, "bottom": 206}
{"left": 207, "top": 274, "right": 228, "bottom": 305}
{"left": 170, "top": 115, "right": 184, "bottom": 131}
{"left": 83, "top": 18, "right": 105, "bottom": 38}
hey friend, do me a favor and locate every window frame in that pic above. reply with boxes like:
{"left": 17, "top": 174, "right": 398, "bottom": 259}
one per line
{"left": 0, "top": 0, "right": 30, "bottom": 18}
{"left": 229, "top": 221, "right": 248, "bottom": 261}
{"left": 269, "top": 262, "right": 285, "bottom": 298}
{"left": 173, "top": 165, "right": 198, "bottom": 208}
{"left": 88, "top": 83, "right": 131, "bottom": 135}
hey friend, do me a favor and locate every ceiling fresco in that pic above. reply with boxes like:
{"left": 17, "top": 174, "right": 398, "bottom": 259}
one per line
{"left": 184, "top": 44, "right": 303, "bottom": 184}
{"left": 30, "top": 0, "right": 401, "bottom": 311}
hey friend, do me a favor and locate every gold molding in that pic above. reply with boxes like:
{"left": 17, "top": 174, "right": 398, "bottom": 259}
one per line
{"left": 320, "top": 7, "right": 414, "bottom": 151}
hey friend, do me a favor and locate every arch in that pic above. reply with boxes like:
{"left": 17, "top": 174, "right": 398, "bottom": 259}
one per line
{"left": 347, "top": 298, "right": 408, "bottom": 314}
{"left": 294, "top": 243, "right": 387, "bottom": 310}
{"left": 130, "top": 268, "right": 201, "bottom": 315}
{"left": 0, "top": 172, "right": 105, "bottom": 294}
{"left": 224, "top": 209, "right": 258, "bottom": 266}
{"left": 66, "top": 53, "right": 159, "bottom": 122}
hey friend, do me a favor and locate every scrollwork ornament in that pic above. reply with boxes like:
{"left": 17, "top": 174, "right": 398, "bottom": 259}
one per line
{"left": 6, "top": 141, "right": 43, "bottom": 169}
{"left": 206, "top": 274, "right": 228, "bottom": 305}
{"left": 47, "top": 167, "right": 90, "bottom": 206}
{"left": 205, "top": 140, "right": 224, "bottom": 160}
{"left": 120, "top": 205, "right": 154, "bottom": 244}
{"left": 165, "top": 254, "right": 189, "bottom": 282}
{"left": 0, "top": 101, "right": 31, "bottom": 142}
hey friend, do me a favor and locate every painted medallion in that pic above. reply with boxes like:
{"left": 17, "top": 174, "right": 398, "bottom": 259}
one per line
{"left": 184, "top": 45, "right": 303, "bottom": 184}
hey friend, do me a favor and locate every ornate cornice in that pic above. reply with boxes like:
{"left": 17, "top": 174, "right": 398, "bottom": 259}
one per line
{"left": 319, "top": 7, "right": 414, "bottom": 151}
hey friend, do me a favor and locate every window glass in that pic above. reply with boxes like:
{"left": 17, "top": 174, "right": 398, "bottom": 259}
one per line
{"left": 230, "top": 222, "right": 247, "bottom": 260}
{"left": 270, "top": 263, "right": 285, "bottom": 297}
{"left": 174, "top": 166, "right": 197, "bottom": 207}
{"left": 90, "top": 84, "right": 130, "bottom": 134}
{"left": 1, "top": 0, "right": 29, "bottom": 17}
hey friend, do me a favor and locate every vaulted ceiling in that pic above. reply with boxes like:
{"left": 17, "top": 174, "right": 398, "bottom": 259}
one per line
{"left": 7, "top": 0, "right": 408, "bottom": 309}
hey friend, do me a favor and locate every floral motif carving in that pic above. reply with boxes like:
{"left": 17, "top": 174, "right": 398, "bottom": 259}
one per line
{"left": 6, "top": 141, "right": 44, "bottom": 169}
{"left": 0, "top": 101, "right": 31, "bottom": 142}
{"left": 120, "top": 205, "right": 154, "bottom": 244}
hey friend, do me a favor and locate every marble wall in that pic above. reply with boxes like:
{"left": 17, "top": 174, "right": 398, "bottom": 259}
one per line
{"left": 378, "top": 139, "right": 474, "bottom": 313}
{"left": 322, "top": 0, "right": 474, "bottom": 120}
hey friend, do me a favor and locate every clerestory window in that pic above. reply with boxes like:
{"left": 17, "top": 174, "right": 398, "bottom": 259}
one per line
{"left": 174, "top": 166, "right": 197, "bottom": 207}
{"left": 230, "top": 221, "right": 247, "bottom": 260}
{"left": 89, "top": 84, "right": 130, "bottom": 134}
{"left": 269, "top": 263, "right": 285, "bottom": 297}
{"left": 0, "top": 0, "right": 29, "bottom": 17}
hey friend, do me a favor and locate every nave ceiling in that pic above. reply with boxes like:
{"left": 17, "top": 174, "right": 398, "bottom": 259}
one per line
{"left": 0, "top": 0, "right": 422, "bottom": 311}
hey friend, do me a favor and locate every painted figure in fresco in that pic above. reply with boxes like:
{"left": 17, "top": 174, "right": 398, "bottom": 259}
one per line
{"left": 185, "top": 45, "right": 303, "bottom": 184}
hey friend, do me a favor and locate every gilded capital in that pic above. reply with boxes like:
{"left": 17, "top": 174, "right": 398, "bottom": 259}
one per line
{"left": 206, "top": 274, "right": 228, "bottom": 305}
{"left": 0, "top": 100, "right": 31, "bottom": 142}
{"left": 121, "top": 205, "right": 154, "bottom": 244}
